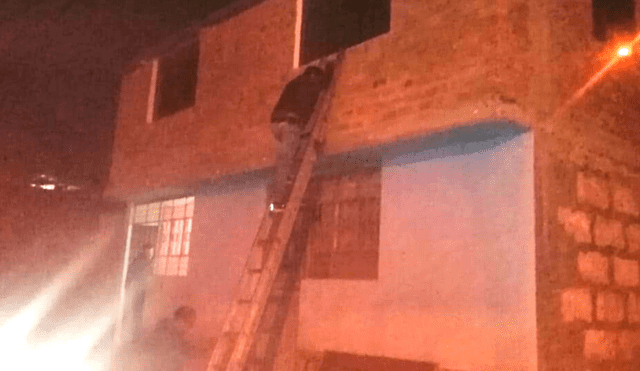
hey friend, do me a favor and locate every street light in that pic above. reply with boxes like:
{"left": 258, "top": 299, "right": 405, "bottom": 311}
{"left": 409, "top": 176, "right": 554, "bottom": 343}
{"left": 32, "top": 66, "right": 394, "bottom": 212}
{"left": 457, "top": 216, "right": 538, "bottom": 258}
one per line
{"left": 617, "top": 46, "right": 631, "bottom": 57}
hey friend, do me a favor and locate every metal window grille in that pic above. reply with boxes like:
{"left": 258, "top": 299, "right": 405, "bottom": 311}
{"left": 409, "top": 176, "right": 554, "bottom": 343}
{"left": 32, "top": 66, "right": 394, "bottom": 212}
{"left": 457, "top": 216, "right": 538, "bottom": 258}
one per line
{"left": 133, "top": 196, "right": 195, "bottom": 277}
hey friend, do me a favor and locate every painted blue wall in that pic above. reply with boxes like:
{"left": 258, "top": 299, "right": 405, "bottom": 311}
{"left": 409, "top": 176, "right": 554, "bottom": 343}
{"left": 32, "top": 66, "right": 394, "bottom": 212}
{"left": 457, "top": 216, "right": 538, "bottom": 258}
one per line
{"left": 299, "top": 132, "right": 536, "bottom": 370}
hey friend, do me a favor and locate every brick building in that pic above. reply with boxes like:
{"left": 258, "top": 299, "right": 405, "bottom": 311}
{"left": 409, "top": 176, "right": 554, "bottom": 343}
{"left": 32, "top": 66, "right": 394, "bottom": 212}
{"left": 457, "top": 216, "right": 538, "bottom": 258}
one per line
{"left": 106, "top": 0, "right": 640, "bottom": 370}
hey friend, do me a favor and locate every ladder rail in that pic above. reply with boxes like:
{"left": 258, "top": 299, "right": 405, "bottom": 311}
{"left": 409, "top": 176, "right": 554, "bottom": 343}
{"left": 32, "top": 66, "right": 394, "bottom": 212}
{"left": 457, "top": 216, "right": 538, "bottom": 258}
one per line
{"left": 226, "top": 53, "right": 344, "bottom": 370}
{"left": 226, "top": 95, "right": 329, "bottom": 371}
{"left": 207, "top": 213, "right": 272, "bottom": 368}
{"left": 207, "top": 52, "right": 345, "bottom": 371}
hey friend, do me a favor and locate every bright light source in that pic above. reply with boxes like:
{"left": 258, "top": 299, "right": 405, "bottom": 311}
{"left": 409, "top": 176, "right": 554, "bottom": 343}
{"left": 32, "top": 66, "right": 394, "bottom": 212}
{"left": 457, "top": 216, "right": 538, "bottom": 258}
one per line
{"left": 0, "top": 237, "right": 117, "bottom": 371}
{"left": 618, "top": 46, "right": 631, "bottom": 57}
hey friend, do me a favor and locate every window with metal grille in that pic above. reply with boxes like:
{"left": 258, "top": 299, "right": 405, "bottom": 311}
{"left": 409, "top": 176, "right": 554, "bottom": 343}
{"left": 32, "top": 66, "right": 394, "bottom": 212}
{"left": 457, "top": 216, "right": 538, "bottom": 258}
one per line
{"left": 593, "top": 0, "right": 636, "bottom": 41}
{"left": 133, "top": 196, "right": 195, "bottom": 277}
{"left": 300, "top": 0, "right": 390, "bottom": 65}
{"left": 154, "top": 42, "right": 199, "bottom": 119}
{"left": 305, "top": 167, "right": 381, "bottom": 280}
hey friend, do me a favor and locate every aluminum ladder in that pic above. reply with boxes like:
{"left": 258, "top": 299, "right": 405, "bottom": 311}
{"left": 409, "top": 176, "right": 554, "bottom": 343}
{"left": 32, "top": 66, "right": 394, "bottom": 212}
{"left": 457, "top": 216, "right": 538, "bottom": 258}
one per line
{"left": 206, "top": 53, "right": 343, "bottom": 371}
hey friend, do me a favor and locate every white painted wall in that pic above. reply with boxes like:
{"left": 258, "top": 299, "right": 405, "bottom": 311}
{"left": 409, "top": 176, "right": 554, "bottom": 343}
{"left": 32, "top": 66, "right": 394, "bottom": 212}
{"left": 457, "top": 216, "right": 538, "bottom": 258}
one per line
{"left": 299, "top": 133, "right": 536, "bottom": 371}
{"left": 145, "top": 180, "right": 267, "bottom": 340}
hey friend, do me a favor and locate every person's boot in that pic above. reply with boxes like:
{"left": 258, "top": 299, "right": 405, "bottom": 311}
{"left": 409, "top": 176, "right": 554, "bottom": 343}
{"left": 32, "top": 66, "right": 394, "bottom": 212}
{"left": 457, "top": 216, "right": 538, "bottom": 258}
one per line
{"left": 269, "top": 202, "right": 286, "bottom": 213}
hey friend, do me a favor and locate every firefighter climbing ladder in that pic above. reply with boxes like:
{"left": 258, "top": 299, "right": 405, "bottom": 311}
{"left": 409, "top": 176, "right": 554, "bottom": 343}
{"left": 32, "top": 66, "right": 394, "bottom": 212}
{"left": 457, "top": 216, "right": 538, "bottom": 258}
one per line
{"left": 206, "top": 53, "right": 344, "bottom": 371}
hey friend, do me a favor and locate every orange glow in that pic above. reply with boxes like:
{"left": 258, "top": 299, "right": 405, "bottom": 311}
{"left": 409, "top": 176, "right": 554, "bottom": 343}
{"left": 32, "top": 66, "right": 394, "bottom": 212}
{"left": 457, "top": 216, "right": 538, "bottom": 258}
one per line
{"left": 618, "top": 46, "right": 631, "bottom": 57}
{"left": 559, "top": 34, "right": 640, "bottom": 114}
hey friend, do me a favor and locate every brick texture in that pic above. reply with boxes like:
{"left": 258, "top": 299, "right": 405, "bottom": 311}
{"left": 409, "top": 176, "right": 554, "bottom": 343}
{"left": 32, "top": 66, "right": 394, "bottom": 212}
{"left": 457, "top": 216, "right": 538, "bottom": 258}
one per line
{"left": 108, "top": 0, "right": 297, "bottom": 196}
{"left": 594, "top": 216, "right": 626, "bottom": 250}
{"left": 577, "top": 251, "right": 609, "bottom": 284}
{"left": 584, "top": 329, "right": 617, "bottom": 360}
{"left": 618, "top": 330, "right": 640, "bottom": 360}
{"left": 558, "top": 207, "right": 592, "bottom": 244}
{"left": 106, "top": 0, "right": 549, "bottom": 199}
{"left": 596, "top": 291, "right": 624, "bottom": 322}
{"left": 577, "top": 172, "right": 610, "bottom": 210}
{"left": 628, "top": 293, "right": 640, "bottom": 324}
{"left": 561, "top": 288, "right": 592, "bottom": 322}
{"left": 627, "top": 224, "right": 640, "bottom": 254}
{"left": 614, "top": 258, "right": 639, "bottom": 287}
{"left": 613, "top": 185, "right": 639, "bottom": 217}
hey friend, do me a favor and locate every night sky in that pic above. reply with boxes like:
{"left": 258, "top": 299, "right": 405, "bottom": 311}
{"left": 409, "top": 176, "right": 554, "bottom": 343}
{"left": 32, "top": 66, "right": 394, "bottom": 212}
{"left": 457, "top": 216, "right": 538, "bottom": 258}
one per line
{"left": 0, "top": 0, "right": 241, "bottom": 345}
{"left": 0, "top": 0, "right": 238, "bottom": 189}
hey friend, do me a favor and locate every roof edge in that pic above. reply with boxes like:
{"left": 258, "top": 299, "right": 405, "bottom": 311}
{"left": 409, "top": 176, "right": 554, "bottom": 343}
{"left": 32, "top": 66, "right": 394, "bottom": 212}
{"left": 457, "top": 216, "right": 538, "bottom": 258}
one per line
{"left": 123, "top": 0, "right": 270, "bottom": 73}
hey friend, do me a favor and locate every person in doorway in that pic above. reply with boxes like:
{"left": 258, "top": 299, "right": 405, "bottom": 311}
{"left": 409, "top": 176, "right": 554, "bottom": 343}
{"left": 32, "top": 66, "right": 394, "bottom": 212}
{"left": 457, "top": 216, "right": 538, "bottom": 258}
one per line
{"left": 125, "top": 243, "right": 154, "bottom": 341}
{"left": 269, "top": 63, "right": 333, "bottom": 211}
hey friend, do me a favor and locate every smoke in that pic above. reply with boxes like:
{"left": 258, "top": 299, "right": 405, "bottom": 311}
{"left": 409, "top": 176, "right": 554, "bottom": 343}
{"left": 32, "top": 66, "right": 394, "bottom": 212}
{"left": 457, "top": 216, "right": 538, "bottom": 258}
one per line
{"left": 0, "top": 222, "right": 121, "bottom": 371}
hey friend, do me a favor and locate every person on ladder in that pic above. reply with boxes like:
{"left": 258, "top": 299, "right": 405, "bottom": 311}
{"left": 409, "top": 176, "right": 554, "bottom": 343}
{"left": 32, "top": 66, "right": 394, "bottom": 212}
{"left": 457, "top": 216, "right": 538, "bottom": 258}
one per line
{"left": 268, "top": 63, "right": 333, "bottom": 212}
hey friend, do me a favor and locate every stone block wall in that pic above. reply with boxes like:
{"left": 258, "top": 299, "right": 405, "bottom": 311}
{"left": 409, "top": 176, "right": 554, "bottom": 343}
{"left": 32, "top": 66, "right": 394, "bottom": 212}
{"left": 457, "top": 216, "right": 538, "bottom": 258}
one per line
{"left": 539, "top": 135, "right": 640, "bottom": 371}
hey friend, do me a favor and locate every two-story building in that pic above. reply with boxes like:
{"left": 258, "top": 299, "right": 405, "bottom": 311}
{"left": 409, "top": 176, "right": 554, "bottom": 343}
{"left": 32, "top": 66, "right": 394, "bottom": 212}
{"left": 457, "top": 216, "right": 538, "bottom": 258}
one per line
{"left": 106, "top": 0, "right": 640, "bottom": 370}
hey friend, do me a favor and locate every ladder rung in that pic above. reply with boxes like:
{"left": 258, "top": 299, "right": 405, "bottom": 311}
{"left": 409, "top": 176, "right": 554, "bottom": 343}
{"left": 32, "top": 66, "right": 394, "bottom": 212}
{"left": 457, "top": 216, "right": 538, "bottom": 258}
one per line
{"left": 257, "top": 323, "right": 279, "bottom": 334}
{"left": 228, "top": 303, "right": 250, "bottom": 332}
{"left": 221, "top": 331, "right": 240, "bottom": 339}
{"left": 248, "top": 248, "right": 264, "bottom": 270}
{"left": 256, "top": 238, "right": 272, "bottom": 247}
{"left": 237, "top": 293, "right": 285, "bottom": 306}
{"left": 238, "top": 271, "right": 261, "bottom": 300}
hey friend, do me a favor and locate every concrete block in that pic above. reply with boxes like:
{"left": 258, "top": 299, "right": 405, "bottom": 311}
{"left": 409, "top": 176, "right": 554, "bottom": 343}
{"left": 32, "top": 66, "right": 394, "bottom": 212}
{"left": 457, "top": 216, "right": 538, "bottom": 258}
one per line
{"left": 613, "top": 185, "right": 639, "bottom": 217}
{"left": 596, "top": 291, "right": 624, "bottom": 323}
{"left": 594, "top": 216, "right": 625, "bottom": 250}
{"left": 577, "top": 251, "right": 609, "bottom": 284}
{"left": 628, "top": 293, "right": 640, "bottom": 324}
{"left": 561, "top": 287, "right": 592, "bottom": 322}
{"left": 614, "top": 257, "right": 639, "bottom": 287}
{"left": 618, "top": 330, "right": 640, "bottom": 361}
{"left": 558, "top": 207, "right": 592, "bottom": 244}
{"left": 577, "top": 172, "right": 609, "bottom": 210}
{"left": 627, "top": 224, "right": 640, "bottom": 253}
{"left": 584, "top": 330, "right": 617, "bottom": 360}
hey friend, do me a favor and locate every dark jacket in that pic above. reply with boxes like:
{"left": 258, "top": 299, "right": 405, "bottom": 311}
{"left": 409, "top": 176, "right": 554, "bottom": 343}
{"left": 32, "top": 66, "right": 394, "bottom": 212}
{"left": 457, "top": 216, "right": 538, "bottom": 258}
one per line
{"left": 126, "top": 253, "right": 151, "bottom": 287}
{"left": 271, "top": 72, "right": 327, "bottom": 127}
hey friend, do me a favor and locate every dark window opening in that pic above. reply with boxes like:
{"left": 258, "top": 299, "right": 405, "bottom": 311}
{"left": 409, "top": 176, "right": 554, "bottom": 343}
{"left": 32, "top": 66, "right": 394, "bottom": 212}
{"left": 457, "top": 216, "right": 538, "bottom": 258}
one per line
{"left": 155, "top": 42, "right": 199, "bottom": 120}
{"left": 300, "top": 0, "right": 390, "bottom": 64}
{"left": 593, "top": 0, "right": 636, "bottom": 41}
{"left": 305, "top": 167, "right": 381, "bottom": 280}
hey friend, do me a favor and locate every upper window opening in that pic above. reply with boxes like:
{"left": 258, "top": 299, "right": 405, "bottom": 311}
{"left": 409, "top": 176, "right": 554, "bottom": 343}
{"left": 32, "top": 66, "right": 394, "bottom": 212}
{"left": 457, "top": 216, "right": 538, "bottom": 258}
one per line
{"left": 154, "top": 42, "right": 199, "bottom": 120}
{"left": 300, "top": 0, "right": 390, "bottom": 65}
{"left": 593, "top": 0, "right": 636, "bottom": 41}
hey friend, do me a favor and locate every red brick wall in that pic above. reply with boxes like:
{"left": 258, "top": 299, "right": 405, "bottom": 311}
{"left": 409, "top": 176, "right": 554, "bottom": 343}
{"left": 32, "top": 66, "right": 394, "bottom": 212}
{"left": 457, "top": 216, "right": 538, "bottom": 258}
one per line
{"left": 108, "top": 0, "right": 296, "bottom": 198}
{"left": 107, "top": 0, "right": 640, "bottom": 200}
{"left": 107, "top": 0, "right": 543, "bottom": 199}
